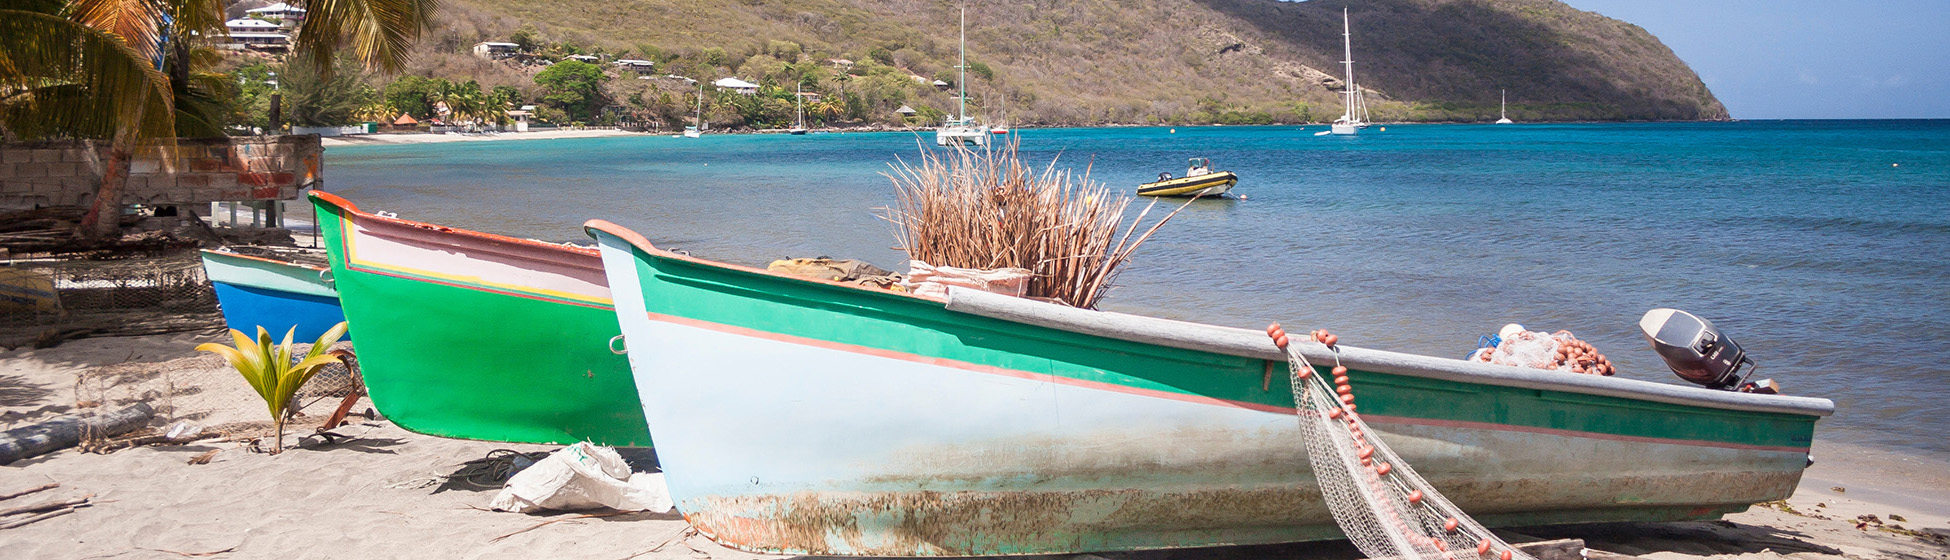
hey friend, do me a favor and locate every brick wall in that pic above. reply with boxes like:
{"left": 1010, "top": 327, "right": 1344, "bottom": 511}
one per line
{"left": 0, "top": 135, "right": 323, "bottom": 211}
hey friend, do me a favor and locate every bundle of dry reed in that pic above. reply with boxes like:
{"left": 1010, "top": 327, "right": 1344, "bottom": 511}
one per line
{"left": 881, "top": 139, "right": 1191, "bottom": 309}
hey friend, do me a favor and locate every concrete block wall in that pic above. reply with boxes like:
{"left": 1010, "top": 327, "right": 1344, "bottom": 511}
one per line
{"left": 0, "top": 135, "right": 323, "bottom": 211}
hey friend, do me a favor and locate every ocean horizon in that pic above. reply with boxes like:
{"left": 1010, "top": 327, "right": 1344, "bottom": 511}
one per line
{"left": 315, "top": 120, "right": 1950, "bottom": 460}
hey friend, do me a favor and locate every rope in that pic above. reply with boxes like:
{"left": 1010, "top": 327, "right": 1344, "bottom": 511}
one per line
{"left": 1269, "top": 323, "right": 1536, "bottom": 560}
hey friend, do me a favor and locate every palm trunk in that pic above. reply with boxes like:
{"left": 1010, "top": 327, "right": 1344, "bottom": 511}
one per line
{"left": 77, "top": 136, "right": 133, "bottom": 240}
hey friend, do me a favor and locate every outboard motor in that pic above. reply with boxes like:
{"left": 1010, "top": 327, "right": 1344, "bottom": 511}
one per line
{"left": 1638, "top": 309, "right": 1755, "bottom": 390}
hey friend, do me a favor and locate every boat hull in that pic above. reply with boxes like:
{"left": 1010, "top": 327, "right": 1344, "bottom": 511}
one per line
{"left": 200, "top": 250, "right": 349, "bottom": 342}
{"left": 936, "top": 126, "right": 990, "bottom": 146}
{"left": 586, "top": 221, "right": 1825, "bottom": 556}
{"left": 1331, "top": 122, "right": 1360, "bottom": 135}
{"left": 313, "top": 192, "right": 650, "bottom": 446}
{"left": 1138, "top": 172, "right": 1238, "bottom": 197}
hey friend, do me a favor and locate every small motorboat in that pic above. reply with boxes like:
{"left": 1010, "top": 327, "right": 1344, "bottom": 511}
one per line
{"left": 1138, "top": 157, "right": 1238, "bottom": 197}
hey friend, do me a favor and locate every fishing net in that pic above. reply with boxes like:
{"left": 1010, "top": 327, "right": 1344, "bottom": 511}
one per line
{"left": 1274, "top": 325, "right": 1537, "bottom": 560}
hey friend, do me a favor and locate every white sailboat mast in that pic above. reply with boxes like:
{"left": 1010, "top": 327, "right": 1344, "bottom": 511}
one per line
{"left": 957, "top": 7, "right": 968, "bottom": 125}
{"left": 1341, "top": 7, "right": 1355, "bottom": 122}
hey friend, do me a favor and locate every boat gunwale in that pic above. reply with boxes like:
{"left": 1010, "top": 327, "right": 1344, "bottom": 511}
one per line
{"left": 199, "top": 248, "right": 331, "bottom": 273}
{"left": 310, "top": 191, "right": 601, "bottom": 259}
{"left": 945, "top": 288, "right": 1835, "bottom": 418}
{"left": 582, "top": 220, "right": 1833, "bottom": 420}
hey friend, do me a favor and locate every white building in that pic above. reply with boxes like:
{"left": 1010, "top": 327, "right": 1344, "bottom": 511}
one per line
{"left": 224, "top": 18, "right": 280, "bottom": 34}
{"left": 228, "top": 32, "right": 290, "bottom": 51}
{"left": 473, "top": 42, "right": 519, "bottom": 59}
{"left": 564, "top": 54, "right": 600, "bottom": 63}
{"left": 613, "top": 59, "right": 656, "bottom": 76}
{"left": 713, "top": 77, "right": 760, "bottom": 95}
{"left": 244, "top": 2, "right": 306, "bottom": 22}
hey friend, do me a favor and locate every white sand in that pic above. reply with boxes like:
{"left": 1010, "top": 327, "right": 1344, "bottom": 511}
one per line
{"left": 319, "top": 128, "right": 653, "bottom": 147}
{"left": 2, "top": 333, "right": 1945, "bottom": 559}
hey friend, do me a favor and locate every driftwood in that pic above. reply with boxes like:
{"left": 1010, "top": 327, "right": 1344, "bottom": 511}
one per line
{"left": 0, "top": 482, "right": 59, "bottom": 501}
{"left": 0, "top": 403, "right": 154, "bottom": 465}
{"left": 0, "top": 496, "right": 88, "bottom": 517}
{"left": 0, "top": 506, "right": 77, "bottom": 530}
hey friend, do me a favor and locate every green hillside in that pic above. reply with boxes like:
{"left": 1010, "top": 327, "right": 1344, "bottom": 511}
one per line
{"left": 412, "top": 0, "right": 1727, "bottom": 126}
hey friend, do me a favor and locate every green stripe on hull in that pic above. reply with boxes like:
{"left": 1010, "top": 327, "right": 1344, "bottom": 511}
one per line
{"left": 316, "top": 198, "right": 650, "bottom": 446}
{"left": 633, "top": 248, "right": 1814, "bottom": 451}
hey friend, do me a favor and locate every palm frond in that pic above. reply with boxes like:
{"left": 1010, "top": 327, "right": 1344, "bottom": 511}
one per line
{"left": 296, "top": 0, "right": 437, "bottom": 74}
{"left": 66, "top": 0, "right": 168, "bottom": 62}
{"left": 0, "top": 9, "right": 175, "bottom": 142}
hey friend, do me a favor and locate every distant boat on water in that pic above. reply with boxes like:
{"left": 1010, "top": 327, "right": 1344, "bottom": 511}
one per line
{"left": 936, "top": 7, "right": 990, "bottom": 147}
{"left": 1330, "top": 8, "right": 1370, "bottom": 136}
{"left": 685, "top": 80, "right": 704, "bottom": 138}
{"left": 790, "top": 83, "right": 809, "bottom": 135}
{"left": 1496, "top": 90, "right": 1515, "bottom": 124}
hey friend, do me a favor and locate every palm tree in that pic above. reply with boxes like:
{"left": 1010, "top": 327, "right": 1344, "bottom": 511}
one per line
{"left": 2, "top": 3, "right": 178, "bottom": 239}
{"left": 1, "top": 0, "right": 437, "bottom": 238}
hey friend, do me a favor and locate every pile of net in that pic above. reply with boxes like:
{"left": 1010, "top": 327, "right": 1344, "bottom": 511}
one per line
{"left": 1269, "top": 324, "right": 1538, "bottom": 560}
{"left": 1470, "top": 325, "right": 1615, "bottom": 376}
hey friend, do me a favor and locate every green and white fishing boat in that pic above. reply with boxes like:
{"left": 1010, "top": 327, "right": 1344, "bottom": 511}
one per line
{"left": 585, "top": 219, "right": 1831, "bottom": 556}
{"left": 312, "top": 192, "right": 649, "bottom": 446}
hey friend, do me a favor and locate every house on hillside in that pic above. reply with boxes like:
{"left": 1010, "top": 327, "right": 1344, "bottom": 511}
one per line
{"left": 224, "top": 18, "right": 279, "bottom": 34}
{"left": 614, "top": 59, "right": 656, "bottom": 76}
{"left": 473, "top": 42, "right": 520, "bottom": 60}
{"left": 826, "top": 58, "right": 853, "bottom": 70}
{"left": 932, "top": 79, "right": 950, "bottom": 90}
{"left": 796, "top": 91, "right": 822, "bottom": 103}
{"left": 564, "top": 54, "right": 600, "bottom": 63}
{"left": 244, "top": 2, "right": 306, "bottom": 23}
{"left": 713, "top": 78, "right": 759, "bottom": 95}
{"left": 227, "top": 32, "right": 290, "bottom": 51}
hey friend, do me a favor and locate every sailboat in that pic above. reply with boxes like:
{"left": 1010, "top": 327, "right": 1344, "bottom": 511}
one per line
{"left": 935, "top": 7, "right": 989, "bottom": 147}
{"left": 790, "top": 83, "right": 809, "bottom": 135}
{"left": 683, "top": 80, "right": 703, "bottom": 138}
{"left": 1496, "top": 89, "right": 1515, "bottom": 124}
{"left": 1329, "top": 8, "right": 1369, "bottom": 136}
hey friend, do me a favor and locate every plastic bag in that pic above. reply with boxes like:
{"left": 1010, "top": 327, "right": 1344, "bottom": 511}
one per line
{"left": 902, "top": 260, "right": 1032, "bottom": 299}
{"left": 489, "top": 442, "right": 673, "bottom": 513}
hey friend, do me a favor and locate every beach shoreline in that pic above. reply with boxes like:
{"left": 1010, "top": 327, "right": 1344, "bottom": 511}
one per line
{"left": 1, "top": 332, "right": 1944, "bottom": 559}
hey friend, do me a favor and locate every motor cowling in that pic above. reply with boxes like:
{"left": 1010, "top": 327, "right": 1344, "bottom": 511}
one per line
{"left": 1638, "top": 308, "right": 1753, "bottom": 390}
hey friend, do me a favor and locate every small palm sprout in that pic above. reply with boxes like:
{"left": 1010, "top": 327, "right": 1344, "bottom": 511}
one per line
{"left": 196, "top": 322, "right": 350, "bottom": 454}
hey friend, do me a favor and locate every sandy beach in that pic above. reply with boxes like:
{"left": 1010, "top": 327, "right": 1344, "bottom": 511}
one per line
{"left": 1, "top": 332, "right": 1945, "bottom": 559}
{"left": 318, "top": 128, "right": 653, "bottom": 147}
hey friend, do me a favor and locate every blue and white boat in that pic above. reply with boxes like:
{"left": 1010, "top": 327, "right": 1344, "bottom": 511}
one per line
{"left": 200, "top": 248, "right": 350, "bottom": 341}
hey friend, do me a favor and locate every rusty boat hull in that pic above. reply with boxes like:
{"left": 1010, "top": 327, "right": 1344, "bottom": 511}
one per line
{"left": 584, "top": 220, "right": 1832, "bottom": 556}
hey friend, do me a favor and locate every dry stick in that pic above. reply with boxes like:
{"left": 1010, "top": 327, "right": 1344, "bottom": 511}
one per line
{"left": 0, "top": 506, "right": 76, "bottom": 529}
{"left": 0, "top": 496, "right": 89, "bottom": 517}
{"left": 617, "top": 526, "right": 697, "bottom": 560}
{"left": 489, "top": 511, "right": 636, "bottom": 543}
{"left": 135, "top": 546, "right": 239, "bottom": 557}
{"left": 0, "top": 482, "right": 58, "bottom": 501}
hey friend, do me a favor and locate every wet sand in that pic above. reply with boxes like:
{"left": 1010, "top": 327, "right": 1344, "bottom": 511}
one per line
{"left": 1, "top": 333, "right": 1944, "bottom": 559}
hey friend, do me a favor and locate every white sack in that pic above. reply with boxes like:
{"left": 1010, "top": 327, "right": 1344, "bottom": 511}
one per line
{"left": 903, "top": 260, "right": 1032, "bottom": 299}
{"left": 489, "top": 442, "right": 673, "bottom": 513}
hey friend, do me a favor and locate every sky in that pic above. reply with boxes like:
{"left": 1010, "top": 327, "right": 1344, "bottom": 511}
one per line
{"left": 1558, "top": 0, "right": 1950, "bottom": 119}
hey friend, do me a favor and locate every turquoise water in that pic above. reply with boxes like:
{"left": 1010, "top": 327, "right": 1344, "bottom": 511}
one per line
{"left": 319, "top": 121, "right": 1950, "bottom": 457}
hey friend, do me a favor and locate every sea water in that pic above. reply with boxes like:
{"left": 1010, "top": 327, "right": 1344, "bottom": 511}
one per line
{"left": 317, "top": 121, "right": 1950, "bottom": 457}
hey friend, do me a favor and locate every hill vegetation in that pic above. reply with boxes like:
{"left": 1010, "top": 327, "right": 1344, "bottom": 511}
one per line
{"left": 371, "top": 0, "right": 1730, "bottom": 127}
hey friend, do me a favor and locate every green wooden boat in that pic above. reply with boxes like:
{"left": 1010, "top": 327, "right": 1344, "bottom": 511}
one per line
{"left": 312, "top": 192, "right": 648, "bottom": 446}
{"left": 585, "top": 219, "right": 1832, "bottom": 556}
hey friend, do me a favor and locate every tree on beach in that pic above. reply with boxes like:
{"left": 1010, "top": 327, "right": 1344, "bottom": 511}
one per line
{"left": 534, "top": 59, "right": 607, "bottom": 122}
{"left": 0, "top": 0, "right": 436, "bottom": 239}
